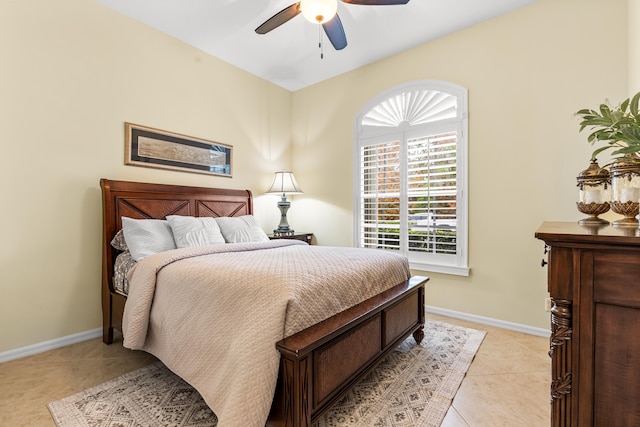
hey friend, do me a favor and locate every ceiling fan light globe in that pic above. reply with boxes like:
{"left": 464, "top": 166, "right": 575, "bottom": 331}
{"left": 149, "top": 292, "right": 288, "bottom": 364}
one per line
{"left": 300, "top": 0, "right": 338, "bottom": 24}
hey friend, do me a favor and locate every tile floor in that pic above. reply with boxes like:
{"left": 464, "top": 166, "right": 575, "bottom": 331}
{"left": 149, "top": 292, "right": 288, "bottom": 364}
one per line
{"left": 434, "top": 314, "right": 550, "bottom": 427}
{"left": 0, "top": 314, "right": 550, "bottom": 426}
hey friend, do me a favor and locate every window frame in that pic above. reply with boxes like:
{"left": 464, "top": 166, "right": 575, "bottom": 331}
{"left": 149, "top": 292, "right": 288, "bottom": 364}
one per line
{"left": 353, "top": 80, "right": 469, "bottom": 276}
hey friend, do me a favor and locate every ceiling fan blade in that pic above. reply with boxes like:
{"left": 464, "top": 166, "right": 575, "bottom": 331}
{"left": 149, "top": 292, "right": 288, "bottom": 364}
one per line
{"left": 341, "top": 0, "right": 409, "bottom": 4}
{"left": 255, "top": 2, "right": 301, "bottom": 34}
{"left": 323, "top": 14, "right": 347, "bottom": 50}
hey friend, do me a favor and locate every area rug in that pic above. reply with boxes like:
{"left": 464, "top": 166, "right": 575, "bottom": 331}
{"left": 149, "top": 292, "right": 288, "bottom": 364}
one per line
{"left": 48, "top": 319, "right": 485, "bottom": 427}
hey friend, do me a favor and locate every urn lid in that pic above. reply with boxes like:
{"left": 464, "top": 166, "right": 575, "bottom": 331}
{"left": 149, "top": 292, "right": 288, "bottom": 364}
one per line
{"left": 610, "top": 156, "right": 640, "bottom": 176}
{"left": 577, "top": 160, "right": 610, "bottom": 180}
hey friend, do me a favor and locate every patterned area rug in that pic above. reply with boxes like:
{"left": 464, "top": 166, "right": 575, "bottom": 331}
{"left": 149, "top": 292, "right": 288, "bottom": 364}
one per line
{"left": 48, "top": 320, "right": 485, "bottom": 427}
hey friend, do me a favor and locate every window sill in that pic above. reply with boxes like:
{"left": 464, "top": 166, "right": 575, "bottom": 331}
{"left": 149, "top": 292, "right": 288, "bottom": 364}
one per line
{"left": 409, "top": 261, "right": 470, "bottom": 277}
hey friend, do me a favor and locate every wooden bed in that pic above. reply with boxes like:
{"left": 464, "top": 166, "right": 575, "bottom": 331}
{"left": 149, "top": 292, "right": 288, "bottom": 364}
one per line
{"left": 100, "top": 178, "right": 428, "bottom": 427}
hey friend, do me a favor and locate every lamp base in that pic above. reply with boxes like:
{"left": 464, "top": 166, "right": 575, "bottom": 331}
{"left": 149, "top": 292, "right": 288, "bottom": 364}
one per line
{"left": 274, "top": 196, "right": 295, "bottom": 235}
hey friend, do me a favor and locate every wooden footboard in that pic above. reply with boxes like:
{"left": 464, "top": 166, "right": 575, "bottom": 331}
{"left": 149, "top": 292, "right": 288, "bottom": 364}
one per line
{"left": 268, "top": 276, "right": 428, "bottom": 427}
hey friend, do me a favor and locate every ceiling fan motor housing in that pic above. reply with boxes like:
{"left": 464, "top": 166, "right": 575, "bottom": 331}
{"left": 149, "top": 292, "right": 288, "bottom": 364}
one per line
{"left": 300, "top": 0, "right": 338, "bottom": 24}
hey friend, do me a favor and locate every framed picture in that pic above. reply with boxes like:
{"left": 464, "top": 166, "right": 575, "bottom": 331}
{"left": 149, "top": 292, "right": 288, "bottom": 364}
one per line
{"left": 125, "top": 123, "right": 232, "bottom": 177}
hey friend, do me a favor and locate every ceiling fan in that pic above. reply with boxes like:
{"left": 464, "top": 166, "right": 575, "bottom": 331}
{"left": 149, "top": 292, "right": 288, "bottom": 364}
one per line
{"left": 255, "top": 0, "right": 410, "bottom": 52}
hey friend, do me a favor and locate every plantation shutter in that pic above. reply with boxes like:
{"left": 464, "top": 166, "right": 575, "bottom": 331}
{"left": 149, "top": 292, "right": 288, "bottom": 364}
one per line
{"left": 360, "top": 139, "right": 402, "bottom": 251}
{"left": 355, "top": 82, "right": 469, "bottom": 276}
{"left": 407, "top": 131, "right": 458, "bottom": 256}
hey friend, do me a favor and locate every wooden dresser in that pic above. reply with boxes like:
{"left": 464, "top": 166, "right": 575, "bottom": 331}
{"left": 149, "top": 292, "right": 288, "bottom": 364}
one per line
{"left": 535, "top": 222, "right": 640, "bottom": 426}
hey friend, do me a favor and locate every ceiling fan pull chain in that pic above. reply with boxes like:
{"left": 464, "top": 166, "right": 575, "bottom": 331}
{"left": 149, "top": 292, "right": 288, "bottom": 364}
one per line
{"left": 319, "top": 25, "right": 324, "bottom": 59}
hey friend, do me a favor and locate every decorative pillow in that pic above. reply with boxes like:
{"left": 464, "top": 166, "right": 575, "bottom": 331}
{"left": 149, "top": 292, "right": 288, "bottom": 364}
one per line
{"left": 166, "top": 215, "right": 226, "bottom": 248}
{"left": 215, "top": 215, "right": 269, "bottom": 243}
{"left": 110, "top": 229, "right": 128, "bottom": 251}
{"left": 113, "top": 250, "right": 136, "bottom": 295}
{"left": 121, "top": 217, "right": 177, "bottom": 261}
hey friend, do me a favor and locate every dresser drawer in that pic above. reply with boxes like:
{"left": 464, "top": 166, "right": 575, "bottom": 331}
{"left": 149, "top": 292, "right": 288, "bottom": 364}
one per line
{"left": 594, "top": 251, "right": 640, "bottom": 307}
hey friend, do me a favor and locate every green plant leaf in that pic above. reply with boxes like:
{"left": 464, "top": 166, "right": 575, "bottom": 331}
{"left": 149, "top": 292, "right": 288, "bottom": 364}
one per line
{"left": 631, "top": 91, "right": 640, "bottom": 116}
{"left": 611, "top": 111, "right": 624, "bottom": 123}
{"left": 582, "top": 118, "right": 614, "bottom": 127}
{"left": 611, "top": 146, "right": 640, "bottom": 156}
{"left": 621, "top": 98, "right": 630, "bottom": 112}
{"left": 619, "top": 127, "right": 640, "bottom": 144}
{"left": 591, "top": 145, "right": 614, "bottom": 161}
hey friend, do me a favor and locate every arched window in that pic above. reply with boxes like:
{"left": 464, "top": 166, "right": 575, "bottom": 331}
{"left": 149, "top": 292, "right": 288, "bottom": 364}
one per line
{"left": 354, "top": 81, "right": 469, "bottom": 276}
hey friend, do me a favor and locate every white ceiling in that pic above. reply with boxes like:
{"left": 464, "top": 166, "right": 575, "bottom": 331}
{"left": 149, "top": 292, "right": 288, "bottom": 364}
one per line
{"left": 97, "top": 0, "right": 537, "bottom": 92}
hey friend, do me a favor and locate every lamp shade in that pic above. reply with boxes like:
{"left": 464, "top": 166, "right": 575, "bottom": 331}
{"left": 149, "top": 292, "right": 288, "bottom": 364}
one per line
{"left": 267, "top": 171, "right": 303, "bottom": 195}
{"left": 300, "top": 0, "right": 338, "bottom": 24}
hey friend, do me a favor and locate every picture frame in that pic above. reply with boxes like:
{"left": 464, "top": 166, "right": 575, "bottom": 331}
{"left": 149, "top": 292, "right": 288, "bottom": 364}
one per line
{"left": 124, "top": 123, "right": 232, "bottom": 177}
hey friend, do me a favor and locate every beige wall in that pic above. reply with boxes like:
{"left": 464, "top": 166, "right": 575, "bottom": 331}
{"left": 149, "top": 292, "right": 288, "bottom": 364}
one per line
{"left": 0, "top": 0, "right": 630, "bottom": 354}
{"left": 291, "top": 0, "right": 628, "bottom": 330}
{"left": 0, "top": 0, "right": 292, "bottom": 353}
{"left": 630, "top": 0, "right": 640, "bottom": 93}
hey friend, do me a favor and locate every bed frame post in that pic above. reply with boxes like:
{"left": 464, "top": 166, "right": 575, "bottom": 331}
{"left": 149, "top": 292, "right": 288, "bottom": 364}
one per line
{"left": 289, "top": 356, "right": 313, "bottom": 427}
{"left": 101, "top": 178, "right": 115, "bottom": 344}
{"left": 102, "top": 295, "right": 114, "bottom": 344}
{"left": 413, "top": 284, "right": 426, "bottom": 344}
{"left": 269, "top": 354, "right": 313, "bottom": 427}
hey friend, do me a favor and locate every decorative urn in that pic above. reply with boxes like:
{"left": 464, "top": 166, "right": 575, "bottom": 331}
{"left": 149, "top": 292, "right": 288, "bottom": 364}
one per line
{"left": 609, "top": 157, "right": 640, "bottom": 226}
{"left": 576, "top": 160, "right": 611, "bottom": 225}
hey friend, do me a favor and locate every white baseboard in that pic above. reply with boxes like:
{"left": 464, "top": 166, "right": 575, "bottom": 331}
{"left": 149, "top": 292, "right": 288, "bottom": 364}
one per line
{"left": 0, "top": 328, "right": 102, "bottom": 364}
{"left": 426, "top": 305, "right": 550, "bottom": 338}
{"left": 1, "top": 307, "right": 549, "bottom": 364}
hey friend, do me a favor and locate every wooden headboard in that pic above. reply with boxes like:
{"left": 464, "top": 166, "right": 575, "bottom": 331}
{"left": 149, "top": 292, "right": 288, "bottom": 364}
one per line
{"left": 99, "top": 178, "right": 253, "bottom": 342}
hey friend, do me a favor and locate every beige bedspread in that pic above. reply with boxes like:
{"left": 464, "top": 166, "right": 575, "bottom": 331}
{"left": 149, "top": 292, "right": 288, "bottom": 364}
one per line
{"left": 122, "top": 240, "right": 411, "bottom": 427}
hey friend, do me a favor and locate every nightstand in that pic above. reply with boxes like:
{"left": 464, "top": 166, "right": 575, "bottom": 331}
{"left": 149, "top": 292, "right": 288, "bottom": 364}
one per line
{"left": 268, "top": 232, "right": 313, "bottom": 245}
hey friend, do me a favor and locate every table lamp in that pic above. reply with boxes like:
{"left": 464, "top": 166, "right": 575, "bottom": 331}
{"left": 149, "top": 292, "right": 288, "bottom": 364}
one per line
{"left": 266, "top": 171, "right": 303, "bottom": 235}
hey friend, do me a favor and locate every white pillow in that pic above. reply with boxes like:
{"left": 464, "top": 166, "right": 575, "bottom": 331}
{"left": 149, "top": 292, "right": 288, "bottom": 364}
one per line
{"left": 215, "top": 215, "right": 269, "bottom": 243}
{"left": 121, "top": 217, "right": 177, "bottom": 261}
{"left": 166, "top": 215, "right": 226, "bottom": 248}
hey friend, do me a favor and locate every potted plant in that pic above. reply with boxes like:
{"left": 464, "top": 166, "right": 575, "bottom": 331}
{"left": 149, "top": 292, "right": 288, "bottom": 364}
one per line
{"left": 576, "top": 91, "right": 640, "bottom": 163}
{"left": 576, "top": 91, "right": 640, "bottom": 225}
